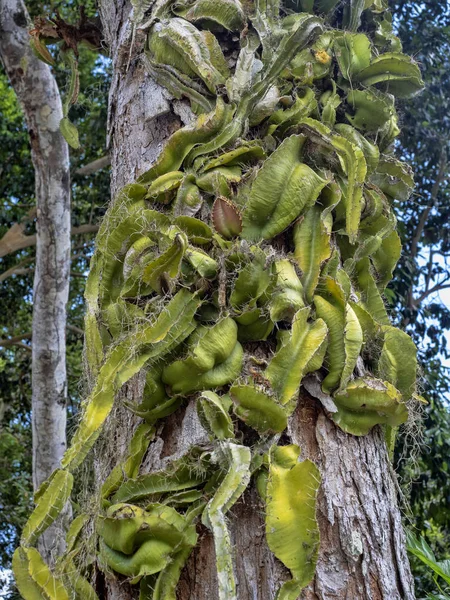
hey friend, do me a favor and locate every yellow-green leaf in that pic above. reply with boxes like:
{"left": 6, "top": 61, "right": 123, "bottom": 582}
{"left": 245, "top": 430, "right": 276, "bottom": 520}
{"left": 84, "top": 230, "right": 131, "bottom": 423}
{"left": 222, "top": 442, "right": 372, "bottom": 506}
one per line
{"left": 22, "top": 469, "right": 73, "bottom": 546}
{"left": 197, "top": 391, "right": 234, "bottom": 440}
{"left": 62, "top": 290, "right": 201, "bottom": 471}
{"left": 332, "top": 377, "right": 408, "bottom": 435}
{"left": 378, "top": 326, "right": 417, "bottom": 401}
{"left": 242, "top": 135, "right": 329, "bottom": 241}
{"left": 314, "top": 277, "right": 363, "bottom": 392}
{"left": 294, "top": 204, "right": 333, "bottom": 303}
{"left": 60, "top": 117, "right": 80, "bottom": 149}
{"left": 13, "top": 547, "right": 69, "bottom": 600}
{"left": 230, "top": 383, "right": 288, "bottom": 433}
{"left": 266, "top": 307, "right": 328, "bottom": 406}
{"left": 356, "top": 52, "right": 424, "bottom": 98}
{"left": 266, "top": 445, "right": 321, "bottom": 596}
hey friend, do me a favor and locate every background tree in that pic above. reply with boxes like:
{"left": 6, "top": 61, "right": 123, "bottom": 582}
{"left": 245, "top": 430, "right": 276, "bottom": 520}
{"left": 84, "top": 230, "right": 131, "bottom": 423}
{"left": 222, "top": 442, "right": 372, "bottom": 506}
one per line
{"left": 0, "top": 0, "right": 72, "bottom": 560}
{"left": 0, "top": 0, "right": 109, "bottom": 567}
{"left": 388, "top": 1, "right": 450, "bottom": 596}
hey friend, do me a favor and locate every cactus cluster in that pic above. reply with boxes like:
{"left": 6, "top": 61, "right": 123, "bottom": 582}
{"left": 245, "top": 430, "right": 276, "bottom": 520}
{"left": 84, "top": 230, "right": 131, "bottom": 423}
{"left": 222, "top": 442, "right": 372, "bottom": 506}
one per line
{"left": 14, "top": 1, "right": 424, "bottom": 599}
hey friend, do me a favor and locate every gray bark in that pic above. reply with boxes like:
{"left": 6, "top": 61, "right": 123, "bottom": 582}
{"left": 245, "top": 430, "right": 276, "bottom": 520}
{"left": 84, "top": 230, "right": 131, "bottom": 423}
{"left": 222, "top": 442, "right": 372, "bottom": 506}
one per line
{"left": 0, "top": 0, "right": 70, "bottom": 561}
{"left": 95, "top": 2, "right": 416, "bottom": 598}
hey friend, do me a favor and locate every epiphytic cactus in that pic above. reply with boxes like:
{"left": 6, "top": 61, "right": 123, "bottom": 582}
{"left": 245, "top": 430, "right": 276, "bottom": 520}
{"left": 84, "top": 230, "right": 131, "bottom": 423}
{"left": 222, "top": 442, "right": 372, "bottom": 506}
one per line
{"left": 15, "top": 0, "right": 424, "bottom": 598}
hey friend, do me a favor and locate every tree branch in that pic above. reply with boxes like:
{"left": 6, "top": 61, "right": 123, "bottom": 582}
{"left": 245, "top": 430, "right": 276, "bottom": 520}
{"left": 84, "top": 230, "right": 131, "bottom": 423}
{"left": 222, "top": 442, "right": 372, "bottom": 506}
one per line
{"left": 0, "top": 333, "right": 32, "bottom": 351}
{"left": 0, "top": 267, "right": 88, "bottom": 279}
{"left": 0, "top": 255, "right": 35, "bottom": 283}
{"left": 406, "top": 149, "right": 448, "bottom": 314}
{"left": 75, "top": 155, "right": 110, "bottom": 176}
{"left": 66, "top": 324, "right": 84, "bottom": 336}
{"left": 0, "top": 324, "right": 84, "bottom": 350}
{"left": 0, "top": 207, "right": 36, "bottom": 258}
{"left": 0, "top": 223, "right": 98, "bottom": 258}
{"left": 413, "top": 282, "right": 450, "bottom": 306}
{"left": 0, "top": 241, "right": 94, "bottom": 283}
{"left": 410, "top": 150, "right": 448, "bottom": 261}
{"left": 424, "top": 248, "right": 434, "bottom": 295}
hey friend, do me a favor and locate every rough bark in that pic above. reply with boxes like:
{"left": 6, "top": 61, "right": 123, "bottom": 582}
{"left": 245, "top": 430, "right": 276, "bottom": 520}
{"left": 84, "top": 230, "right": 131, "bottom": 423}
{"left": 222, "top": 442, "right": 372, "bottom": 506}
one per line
{"left": 0, "top": 0, "right": 70, "bottom": 561}
{"left": 95, "top": 2, "right": 416, "bottom": 598}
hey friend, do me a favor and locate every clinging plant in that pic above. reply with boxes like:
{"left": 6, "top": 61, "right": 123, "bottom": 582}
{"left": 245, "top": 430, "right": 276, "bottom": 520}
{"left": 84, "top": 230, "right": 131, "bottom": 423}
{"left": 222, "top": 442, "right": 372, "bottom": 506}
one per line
{"left": 15, "top": 0, "right": 424, "bottom": 598}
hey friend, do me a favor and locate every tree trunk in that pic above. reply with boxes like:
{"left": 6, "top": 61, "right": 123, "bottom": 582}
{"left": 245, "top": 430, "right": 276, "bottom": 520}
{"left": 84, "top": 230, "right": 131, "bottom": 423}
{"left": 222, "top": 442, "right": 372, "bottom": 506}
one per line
{"left": 0, "top": 0, "right": 70, "bottom": 561}
{"left": 94, "top": 2, "right": 415, "bottom": 598}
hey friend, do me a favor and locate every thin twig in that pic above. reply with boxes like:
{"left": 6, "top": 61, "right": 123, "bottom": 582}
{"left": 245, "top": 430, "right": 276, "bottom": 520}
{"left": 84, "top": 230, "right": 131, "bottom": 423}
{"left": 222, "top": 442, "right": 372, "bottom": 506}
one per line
{"left": 0, "top": 333, "right": 32, "bottom": 351}
{"left": 0, "top": 241, "right": 94, "bottom": 283}
{"left": 67, "top": 324, "right": 84, "bottom": 336}
{"left": 0, "top": 323, "right": 84, "bottom": 350}
{"left": 413, "top": 283, "right": 450, "bottom": 306}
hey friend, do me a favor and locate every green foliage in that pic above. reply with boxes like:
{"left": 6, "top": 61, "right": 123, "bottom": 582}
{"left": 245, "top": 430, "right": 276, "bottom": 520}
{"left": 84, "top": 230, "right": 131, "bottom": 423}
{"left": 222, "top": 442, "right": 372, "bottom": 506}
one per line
{"left": 230, "top": 384, "right": 287, "bottom": 433}
{"left": 111, "top": 451, "right": 210, "bottom": 504}
{"left": 241, "top": 135, "right": 329, "bottom": 241}
{"left": 407, "top": 532, "right": 450, "bottom": 599}
{"left": 4, "top": 0, "right": 437, "bottom": 598}
{"left": 197, "top": 391, "right": 234, "bottom": 439}
{"left": 266, "top": 307, "right": 327, "bottom": 406}
{"left": 12, "top": 547, "right": 70, "bottom": 600}
{"left": 293, "top": 204, "right": 333, "bottom": 302}
{"left": 22, "top": 470, "right": 73, "bottom": 546}
{"left": 60, "top": 117, "right": 80, "bottom": 149}
{"left": 101, "top": 423, "right": 155, "bottom": 499}
{"left": 98, "top": 503, "right": 198, "bottom": 578}
{"left": 332, "top": 377, "right": 408, "bottom": 436}
{"left": 202, "top": 443, "right": 251, "bottom": 600}
{"left": 265, "top": 444, "right": 321, "bottom": 599}
{"left": 314, "top": 277, "right": 363, "bottom": 394}
{"left": 386, "top": 2, "right": 450, "bottom": 595}
{"left": 162, "top": 317, "right": 242, "bottom": 394}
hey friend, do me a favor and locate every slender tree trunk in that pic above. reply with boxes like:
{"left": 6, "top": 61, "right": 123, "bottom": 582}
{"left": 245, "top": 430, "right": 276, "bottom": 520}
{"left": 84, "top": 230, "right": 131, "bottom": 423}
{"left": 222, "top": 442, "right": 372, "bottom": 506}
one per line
{"left": 0, "top": 0, "right": 70, "bottom": 561}
{"left": 95, "top": 2, "right": 415, "bottom": 598}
